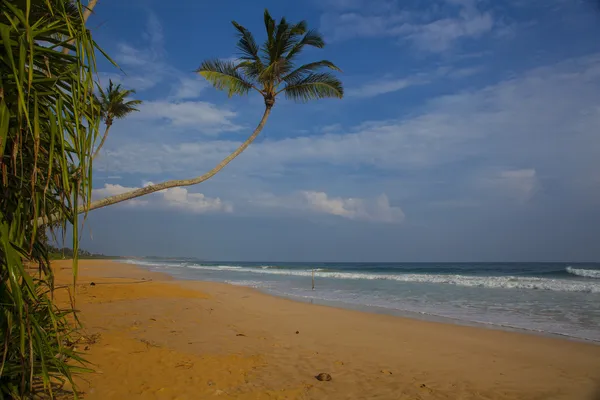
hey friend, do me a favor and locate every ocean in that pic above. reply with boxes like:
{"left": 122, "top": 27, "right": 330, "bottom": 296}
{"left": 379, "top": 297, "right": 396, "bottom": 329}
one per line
{"left": 121, "top": 259, "right": 600, "bottom": 343}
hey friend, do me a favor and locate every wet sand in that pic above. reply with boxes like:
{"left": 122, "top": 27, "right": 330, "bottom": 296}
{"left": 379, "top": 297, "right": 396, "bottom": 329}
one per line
{"left": 53, "top": 259, "right": 600, "bottom": 399}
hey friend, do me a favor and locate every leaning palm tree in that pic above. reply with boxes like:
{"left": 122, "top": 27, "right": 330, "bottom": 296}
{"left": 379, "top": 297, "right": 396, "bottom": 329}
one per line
{"left": 82, "top": 9, "right": 343, "bottom": 212}
{"left": 92, "top": 80, "right": 142, "bottom": 159}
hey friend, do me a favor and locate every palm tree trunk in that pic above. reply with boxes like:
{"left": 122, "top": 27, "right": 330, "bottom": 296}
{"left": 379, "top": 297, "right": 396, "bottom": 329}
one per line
{"left": 92, "top": 123, "right": 111, "bottom": 160}
{"left": 83, "top": 105, "right": 272, "bottom": 213}
{"left": 62, "top": 0, "right": 98, "bottom": 55}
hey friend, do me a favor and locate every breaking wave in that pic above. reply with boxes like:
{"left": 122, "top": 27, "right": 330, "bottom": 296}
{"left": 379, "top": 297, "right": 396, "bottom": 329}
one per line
{"left": 566, "top": 266, "right": 600, "bottom": 279}
{"left": 121, "top": 260, "right": 600, "bottom": 293}
{"left": 183, "top": 264, "right": 599, "bottom": 293}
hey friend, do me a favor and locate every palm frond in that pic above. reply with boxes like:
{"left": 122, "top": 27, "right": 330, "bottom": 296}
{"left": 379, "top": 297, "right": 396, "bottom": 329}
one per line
{"left": 283, "top": 60, "right": 341, "bottom": 84}
{"left": 289, "top": 20, "right": 307, "bottom": 36}
{"left": 234, "top": 60, "right": 263, "bottom": 80}
{"left": 262, "top": 9, "right": 276, "bottom": 64}
{"left": 258, "top": 57, "right": 294, "bottom": 84}
{"left": 267, "top": 16, "right": 289, "bottom": 64}
{"left": 231, "top": 21, "right": 261, "bottom": 64}
{"left": 281, "top": 72, "right": 344, "bottom": 102}
{"left": 286, "top": 30, "right": 325, "bottom": 61}
{"left": 111, "top": 99, "right": 142, "bottom": 119}
{"left": 197, "top": 59, "right": 254, "bottom": 97}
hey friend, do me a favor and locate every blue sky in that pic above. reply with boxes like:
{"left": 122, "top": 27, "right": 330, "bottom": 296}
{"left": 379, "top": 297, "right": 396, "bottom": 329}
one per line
{"left": 80, "top": 0, "right": 600, "bottom": 261}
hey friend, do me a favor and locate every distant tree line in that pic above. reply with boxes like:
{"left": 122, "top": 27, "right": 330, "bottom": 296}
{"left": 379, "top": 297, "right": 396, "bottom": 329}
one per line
{"left": 47, "top": 246, "right": 111, "bottom": 259}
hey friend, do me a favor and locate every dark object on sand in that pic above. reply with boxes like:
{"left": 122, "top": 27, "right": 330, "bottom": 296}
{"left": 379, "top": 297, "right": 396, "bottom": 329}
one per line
{"left": 296, "top": 331, "right": 299, "bottom": 334}
{"left": 90, "top": 282, "right": 96, "bottom": 286}
{"left": 236, "top": 333, "right": 246, "bottom": 337}
{"left": 315, "top": 373, "right": 332, "bottom": 381}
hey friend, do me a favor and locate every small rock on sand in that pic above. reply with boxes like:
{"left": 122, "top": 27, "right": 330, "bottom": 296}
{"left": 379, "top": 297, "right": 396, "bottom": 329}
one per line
{"left": 315, "top": 373, "right": 332, "bottom": 382}
{"left": 381, "top": 369, "right": 392, "bottom": 375}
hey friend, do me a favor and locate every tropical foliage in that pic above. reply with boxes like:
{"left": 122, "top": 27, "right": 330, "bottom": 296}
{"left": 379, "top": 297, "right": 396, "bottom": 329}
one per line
{"left": 198, "top": 10, "right": 344, "bottom": 106}
{"left": 0, "top": 0, "right": 104, "bottom": 397}
{"left": 92, "top": 80, "right": 141, "bottom": 159}
{"left": 0, "top": 4, "right": 342, "bottom": 398}
{"left": 80, "top": 9, "right": 344, "bottom": 213}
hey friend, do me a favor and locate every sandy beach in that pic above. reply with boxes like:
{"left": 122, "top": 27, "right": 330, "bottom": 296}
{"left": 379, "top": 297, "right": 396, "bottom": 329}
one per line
{"left": 53, "top": 259, "right": 600, "bottom": 399}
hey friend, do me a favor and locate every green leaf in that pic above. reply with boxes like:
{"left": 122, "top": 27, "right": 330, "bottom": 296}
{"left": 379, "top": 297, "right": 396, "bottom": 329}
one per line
{"left": 197, "top": 59, "right": 254, "bottom": 97}
{"left": 281, "top": 72, "right": 344, "bottom": 102}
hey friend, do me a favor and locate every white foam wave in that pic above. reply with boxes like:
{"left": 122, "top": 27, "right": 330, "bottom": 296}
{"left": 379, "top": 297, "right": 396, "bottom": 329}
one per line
{"left": 121, "top": 260, "right": 600, "bottom": 294}
{"left": 182, "top": 265, "right": 600, "bottom": 293}
{"left": 121, "top": 259, "right": 180, "bottom": 268}
{"left": 566, "top": 266, "right": 600, "bottom": 279}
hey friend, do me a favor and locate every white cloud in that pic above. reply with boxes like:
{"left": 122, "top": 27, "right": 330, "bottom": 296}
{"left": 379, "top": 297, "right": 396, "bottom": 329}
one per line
{"left": 320, "top": 12, "right": 407, "bottom": 41}
{"left": 347, "top": 75, "right": 429, "bottom": 98}
{"left": 401, "top": 12, "right": 494, "bottom": 52}
{"left": 253, "top": 191, "right": 404, "bottom": 223}
{"left": 480, "top": 169, "right": 540, "bottom": 203}
{"left": 302, "top": 192, "right": 405, "bottom": 223}
{"left": 91, "top": 184, "right": 232, "bottom": 214}
{"left": 162, "top": 186, "right": 233, "bottom": 213}
{"left": 101, "top": 13, "right": 191, "bottom": 93}
{"left": 115, "top": 44, "right": 150, "bottom": 68}
{"left": 320, "top": 0, "right": 497, "bottom": 52}
{"left": 347, "top": 66, "right": 483, "bottom": 98}
{"left": 133, "top": 101, "right": 242, "bottom": 134}
{"left": 98, "top": 54, "right": 600, "bottom": 206}
{"left": 171, "top": 76, "right": 207, "bottom": 100}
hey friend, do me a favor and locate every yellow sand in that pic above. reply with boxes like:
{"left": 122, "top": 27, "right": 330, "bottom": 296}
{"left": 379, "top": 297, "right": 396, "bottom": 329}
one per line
{"left": 52, "top": 260, "right": 600, "bottom": 399}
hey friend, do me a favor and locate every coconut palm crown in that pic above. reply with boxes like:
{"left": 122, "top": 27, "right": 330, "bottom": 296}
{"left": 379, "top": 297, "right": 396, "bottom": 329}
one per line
{"left": 96, "top": 80, "right": 141, "bottom": 127}
{"left": 197, "top": 9, "right": 343, "bottom": 108}
{"left": 92, "top": 80, "right": 141, "bottom": 159}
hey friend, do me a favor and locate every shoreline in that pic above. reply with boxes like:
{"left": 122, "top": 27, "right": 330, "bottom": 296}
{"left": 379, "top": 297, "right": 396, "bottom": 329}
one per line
{"left": 259, "top": 289, "right": 600, "bottom": 345}
{"left": 54, "top": 259, "right": 600, "bottom": 399}
{"left": 118, "top": 258, "right": 600, "bottom": 345}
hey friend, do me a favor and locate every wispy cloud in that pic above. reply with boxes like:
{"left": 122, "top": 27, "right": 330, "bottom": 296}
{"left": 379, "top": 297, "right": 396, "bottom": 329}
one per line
{"left": 100, "top": 12, "right": 189, "bottom": 93}
{"left": 479, "top": 169, "right": 540, "bottom": 203}
{"left": 170, "top": 76, "right": 207, "bottom": 100}
{"left": 347, "top": 75, "right": 429, "bottom": 98}
{"left": 400, "top": 11, "right": 494, "bottom": 52}
{"left": 302, "top": 192, "right": 405, "bottom": 223}
{"left": 133, "top": 101, "right": 242, "bottom": 134}
{"left": 321, "top": 0, "right": 499, "bottom": 53}
{"left": 98, "top": 53, "right": 600, "bottom": 208}
{"left": 347, "top": 66, "right": 483, "bottom": 98}
{"left": 253, "top": 191, "right": 404, "bottom": 223}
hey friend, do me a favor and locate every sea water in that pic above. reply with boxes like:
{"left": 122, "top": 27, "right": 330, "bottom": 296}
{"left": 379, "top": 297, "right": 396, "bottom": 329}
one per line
{"left": 121, "top": 260, "right": 600, "bottom": 342}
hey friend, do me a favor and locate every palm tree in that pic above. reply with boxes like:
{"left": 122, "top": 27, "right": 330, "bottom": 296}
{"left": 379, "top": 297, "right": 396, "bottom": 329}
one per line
{"left": 82, "top": 9, "right": 343, "bottom": 213}
{"left": 92, "top": 80, "right": 142, "bottom": 160}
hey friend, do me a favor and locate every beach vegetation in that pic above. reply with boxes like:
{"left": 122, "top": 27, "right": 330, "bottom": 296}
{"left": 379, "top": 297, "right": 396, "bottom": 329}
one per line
{"left": 0, "top": 0, "right": 105, "bottom": 396}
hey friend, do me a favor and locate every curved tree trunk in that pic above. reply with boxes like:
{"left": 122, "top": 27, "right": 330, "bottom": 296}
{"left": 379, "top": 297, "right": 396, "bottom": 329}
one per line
{"left": 92, "top": 123, "right": 111, "bottom": 160}
{"left": 62, "top": 0, "right": 98, "bottom": 55}
{"left": 83, "top": 105, "right": 272, "bottom": 213}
